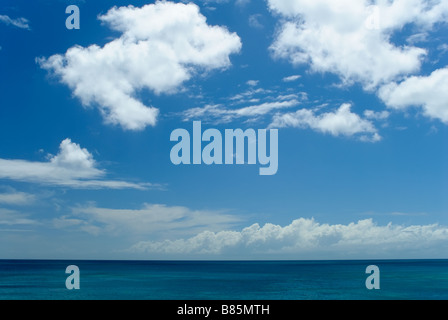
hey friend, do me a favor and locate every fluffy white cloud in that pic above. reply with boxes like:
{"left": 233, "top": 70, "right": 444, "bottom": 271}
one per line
{"left": 39, "top": 1, "right": 241, "bottom": 130}
{"left": 268, "top": 0, "right": 448, "bottom": 89}
{"left": 183, "top": 99, "right": 300, "bottom": 124}
{"left": 0, "top": 139, "right": 149, "bottom": 189}
{"left": 130, "top": 218, "right": 448, "bottom": 258}
{"left": 270, "top": 104, "right": 381, "bottom": 142}
{"left": 55, "top": 203, "right": 241, "bottom": 236}
{"left": 0, "top": 15, "right": 30, "bottom": 29}
{"left": 378, "top": 67, "right": 448, "bottom": 123}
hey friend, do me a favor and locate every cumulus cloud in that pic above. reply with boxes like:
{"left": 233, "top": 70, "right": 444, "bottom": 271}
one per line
{"left": 378, "top": 67, "right": 448, "bottom": 124}
{"left": 268, "top": 0, "right": 448, "bottom": 90}
{"left": 270, "top": 103, "right": 381, "bottom": 142}
{"left": 130, "top": 218, "right": 448, "bottom": 258}
{"left": 0, "top": 139, "right": 149, "bottom": 189}
{"left": 39, "top": 1, "right": 241, "bottom": 130}
{"left": 54, "top": 203, "right": 241, "bottom": 236}
{"left": 0, "top": 14, "right": 30, "bottom": 30}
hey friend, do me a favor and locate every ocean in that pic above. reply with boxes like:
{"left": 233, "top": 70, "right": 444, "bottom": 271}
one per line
{"left": 0, "top": 260, "right": 447, "bottom": 300}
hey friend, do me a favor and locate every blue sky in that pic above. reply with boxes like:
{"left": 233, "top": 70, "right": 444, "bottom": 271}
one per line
{"left": 0, "top": 0, "right": 447, "bottom": 260}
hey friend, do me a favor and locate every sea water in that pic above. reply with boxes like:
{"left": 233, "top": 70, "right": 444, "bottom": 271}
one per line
{"left": 0, "top": 260, "right": 447, "bottom": 300}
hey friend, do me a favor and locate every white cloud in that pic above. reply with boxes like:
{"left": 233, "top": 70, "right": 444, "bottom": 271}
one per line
{"left": 270, "top": 103, "right": 381, "bottom": 142}
{"left": 195, "top": 0, "right": 250, "bottom": 6}
{"left": 246, "top": 80, "right": 259, "bottom": 86}
{"left": 248, "top": 14, "right": 263, "bottom": 29}
{"left": 378, "top": 67, "right": 448, "bottom": 124}
{"left": 0, "top": 139, "right": 149, "bottom": 189}
{"left": 268, "top": 0, "right": 448, "bottom": 90}
{"left": 364, "top": 110, "right": 390, "bottom": 120}
{"left": 0, "top": 209, "right": 37, "bottom": 226}
{"left": 235, "top": 100, "right": 299, "bottom": 116}
{"left": 130, "top": 218, "right": 448, "bottom": 258}
{"left": 50, "top": 138, "right": 97, "bottom": 173}
{"left": 406, "top": 32, "right": 428, "bottom": 45}
{"left": 0, "top": 192, "right": 35, "bottom": 206}
{"left": 438, "top": 44, "right": 448, "bottom": 55}
{"left": 0, "top": 14, "right": 30, "bottom": 30}
{"left": 282, "top": 75, "right": 301, "bottom": 82}
{"left": 55, "top": 203, "right": 241, "bottom": 236}
{"left": 229, "top": 88, "right": 272, "bottom": 102}
{"left": 182, "top": 99, "right": 300, "bottom": 124}
{"left": 39, "top": 2, "right": 241, "bottom": 130}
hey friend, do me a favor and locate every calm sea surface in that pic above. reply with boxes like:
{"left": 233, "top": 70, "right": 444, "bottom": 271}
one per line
{"left": 0, "top": 260, "right": 447, "bottom": 300}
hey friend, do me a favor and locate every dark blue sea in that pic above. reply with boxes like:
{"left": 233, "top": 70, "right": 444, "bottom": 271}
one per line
{"left": 0, "top": 260, "right": 447, "bottom": 300}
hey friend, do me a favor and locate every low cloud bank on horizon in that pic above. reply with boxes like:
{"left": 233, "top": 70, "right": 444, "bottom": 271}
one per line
{"left": 129, "top": 218, "right": 448, "bottom": 259}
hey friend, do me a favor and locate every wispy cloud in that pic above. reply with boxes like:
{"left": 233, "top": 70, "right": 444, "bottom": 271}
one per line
{"left": 364, "top": 110, "right": 390, "bottom": 121}
{"left": 282, "top": 75, "right": 301, "bottom": 82}
{"left": 248, "top": 14, "right": 263, "bottom": 29}
{"left": 194, "top": 0, "right": 251, "bottom": 6}
{"left": 0, "top": 139, "right": 151, "bottom": 190}
{"left": 0, "top": 191, "right": 35, "bottom": 206}
{"left": 229, "top": 88, "right": 273, "bottom": 103}
{"left": 54, "top": 203, "right": 241, "bottom": 236}
{"left": 0, "top": 14, "right": 30, "bottom": 30}
{"left": 182, "top": 99, "right": 300, "bottom": 124}
{"left": 0, "top": 209, "right": 37, "bottom": 226}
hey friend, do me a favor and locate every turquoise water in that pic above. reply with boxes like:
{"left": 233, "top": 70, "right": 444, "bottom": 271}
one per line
{"left": 0, "top": 260, "right": 447, "bottom": 300}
